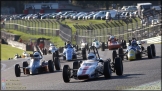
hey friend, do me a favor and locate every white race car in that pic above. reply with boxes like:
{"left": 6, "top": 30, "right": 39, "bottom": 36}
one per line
{"left": 14, "top": 51, "right": 61, "bottom": 77}
{"left": 62, "top": 46, "right": 123, "bottom": 82}
{"left": 48, "top": 43, "right": 58, "bottom": 54}
{"left": 80, "top": 39, "right": 88, "bottom": 50}
{"left": 92, "top": 40, "right": 101, "bottom": 49}
{"left": 22, "top": 51, "right": 30, "bottom": 58}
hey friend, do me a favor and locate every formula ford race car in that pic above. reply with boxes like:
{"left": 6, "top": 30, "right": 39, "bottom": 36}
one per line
{"left": 22, "top": 51, "right": 30, "bottom": 58}
{"left": 62, "top": 42, "right": 87, "bottom": 61}
{"left": 91, "top": 39, "right": 102, "bottom": 49}
{"left": 112, "top": 38, "right": 156, "bottom": 61}
{"left": 62, "top": 46, "right": 123, "bottom": 83}
{"left": 79, "top": 39, "right": 89, "bottom": 50}
{"left": 14, "top": 51, "right": 61, "bottom": 77}
{"left": 48, "top": 43, "right": 59, "bottom": 54}
{"left": 107, "top": 36, "right": 127, "bottom": 50}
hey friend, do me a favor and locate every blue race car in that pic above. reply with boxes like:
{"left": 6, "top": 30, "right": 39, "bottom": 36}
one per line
{"left": 62, "top": 44, "right": 77, "bottom": 61}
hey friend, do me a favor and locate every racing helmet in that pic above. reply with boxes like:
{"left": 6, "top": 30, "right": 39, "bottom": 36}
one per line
{"left": 15, "top": 53, "right": 18, "bottom": 56}
{"left": 110, "top": 36, "right": 115, "bottom": 39}
{"left": 131, "top": 40, "right": 137, "bottom": 46}
{"left": 67, "top": 41, "right": 71, "bottom": 44}
{"left": 87, "top": 52, "right": 97, "bottom": 60}
{"left": 93, "top": 38, "right": 97, "bottom": 41}
{"left": 50, "top": 43, "right": 54, "bottom": 46}
{"left": 33, "top": 52, "right": 40, "bottom": 59}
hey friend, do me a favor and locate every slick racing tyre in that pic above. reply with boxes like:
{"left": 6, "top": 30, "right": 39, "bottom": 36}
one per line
{"left": 23, "top": 61, "right": 28, "bottom": 74}
{"left": 114, "top": 57, "right": 123, "bottom": 76}
{"left": 104, "top": 61, "right": 112, "bottom": 79}
{"left": 15, "top": 64, "right": 21, "bottom": 77}
{"left": 118, "top": 48, "right": 124, "bottom": 61}
{"left": 52, "top": 53, "right": 55, "bottom": 62}
{"left": 73, "top": 61, "right": 80, "bottom": 69}
{"left": 48, "top": 60, "right": 54, "bottom": 72}
{"left": 63, "top": 56, "right": 66, "bottom": 60}
{"left": 54, "top": 57, "right": 61, "bottom": 70}
{"left": 150, "top": 44, "right": 156, "bottom": 57}
{"left": 112, "top": 50, "right": 117, "bottom": 62}
{"left": 147, "top": 46, "right": 153, "bottom": 59}
{"left": 63, "top": 65, "right": 71, "bottom": 83}
{"left": 44, "top": 48, "right": 47, "bottom": 55}
{"left": 82, "top": 48, "right": 87, "bottom": 60}
{"left": 101, "top": 42, "right": 105, "bottom": 51}
{"left": 72, "top": 55, "right": 77, "bottom": 59}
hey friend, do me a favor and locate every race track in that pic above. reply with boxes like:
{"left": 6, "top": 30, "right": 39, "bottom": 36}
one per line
{"left": 1, "top": 44, "right": 161, "bottom": 90}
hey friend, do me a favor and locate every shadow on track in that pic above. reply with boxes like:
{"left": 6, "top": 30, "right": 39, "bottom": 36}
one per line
{"left": 68, "top": 73, "right": 145, "bottom": 83}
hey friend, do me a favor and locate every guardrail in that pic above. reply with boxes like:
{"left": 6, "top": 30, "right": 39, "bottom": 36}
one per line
{"left": 141, "top": 36, "right": 161, "bottom": 44}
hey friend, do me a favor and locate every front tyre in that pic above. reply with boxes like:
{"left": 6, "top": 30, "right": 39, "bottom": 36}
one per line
{"left": 104, "top": 61, "right": 112, "bottom": 79}
{"left": 48, "top": 60, "right": 54, "bottom": 72}
{"left": 63, "top": 65, "right": 71, "bottom": 83}
{"left": 115, "top": 57, "right": 123, "bottom": 76}
{"left": 15, "top": 64, "right": 21, "bottom": 77}
{"left": 54, "top": 57, "right": 61, "bottom": 70}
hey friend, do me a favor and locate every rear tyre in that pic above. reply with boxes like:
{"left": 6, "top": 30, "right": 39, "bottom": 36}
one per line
{"left": 63, "top": 56, "right": 66, "bottom": 60}
{"left": 15, "top": 64, "right": 21, "bottom": 77}
{"left": 73, "top": 61, "right": 80, "bottom": 69}
{"left": 82, "top": 48, "right": 87, "bottom": 60}
{"left": 112, "top": 50, "right": 117, "bottom": 62}
{"left": 104, "top": 61, "right": 112, "bottom": 79}
{"left": 52, "top": 53, "right": 55, "bottom": 62}
{"left": 101, "top": 42, "right": 105, "bottom": 51}
{"left": 123, "top": 40, "right": 127, "bottom": 49}
{"left": 44, "top": 48, "right": 47, "bottom": 55}
{"left": 115, "top": 57, "right": 123, "bottom": 76}
{"left": 54, "top": 57, "right": 61, "bottom": 70}
{"left": 63, "top": 65, "right": 71, "bottom": 83}
{"left": 150, "top": 44, "right": 156, "bottom": 57}
{"left": 72, "top": 55, "right": 77, "bottom": 59}
{"left": 23, "top": 61, "right": 28, "bottom": 74}
{"left": 147, "top": 46, "right": 153, "bottom": 59}
{"left": 118, "top": 48, "right": 124, "bottom": 61}
{"left": 48, "top": 60, "right": 54, "bottom": 72}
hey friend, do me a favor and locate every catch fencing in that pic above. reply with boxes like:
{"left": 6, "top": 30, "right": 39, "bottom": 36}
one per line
{"left": 2, "top": 19, "right": 59, "bottom": 36}
{"left": 75, "top": 12, "right": 161, "bottom": 46}
{"left": 58, "top": 21, "right": 72, "bottom": 43}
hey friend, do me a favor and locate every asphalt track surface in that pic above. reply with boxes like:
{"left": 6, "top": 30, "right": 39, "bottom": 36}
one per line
{"left": 1, "top": 44, "right": 161, "bottom": 90}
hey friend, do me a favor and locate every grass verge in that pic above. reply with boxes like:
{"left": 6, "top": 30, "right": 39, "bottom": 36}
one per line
{"left": 1, "top": 44, "right": 33, "bottom": 61}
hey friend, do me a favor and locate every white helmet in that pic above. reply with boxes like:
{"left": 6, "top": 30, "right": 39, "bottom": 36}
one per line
{"left": 87, "top": 52, "right": 97, "bottom": 60}
{"left": 33, "top": 52, "right": 40, "bottom": 59}
{"left": 110, "top": 36, "right": 115, "bottom": 39}
{"left": 50, "top": 43, "right": 54, "bottom": 46}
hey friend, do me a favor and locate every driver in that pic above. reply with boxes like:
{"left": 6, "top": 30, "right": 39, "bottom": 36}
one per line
{"left": 65, "top": 41, "right": 73, "bottom": 48}
{"left": 15, "top": 53, "right": 19, "bottom": 57}
{"left": 87, "top": 52, "right": 97, "bottom": 61}
{"left": 93, "top": 38, "right": 97, "bottom": 42}
{"left": 109, "top": 36, "right": 116, "bottom": 42}
{"left": 50, "top": 43, "right": 54, "bottom": 46}
{"left": 130, "top": 40, "right": 141, "bottom": 50}
{"left": 33, "top": 52, "right": 42, "bottom": 60}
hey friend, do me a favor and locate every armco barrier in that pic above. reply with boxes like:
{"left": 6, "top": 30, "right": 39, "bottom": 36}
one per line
{"left": 7, "top": 39, "right": 32, "bottom": 51}
{"left": 7, "top": 39, "right": 26, "bottom": 50}
{"left": 126, "top": 36, "right": 161, "bottom": 46}
{"left": 141, "top": 36, "right": 161, "bottom": 44}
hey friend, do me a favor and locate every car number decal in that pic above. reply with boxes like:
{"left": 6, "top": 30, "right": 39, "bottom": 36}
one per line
{"left": 82, "top": 66, "right": 90, "bottom": 75}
